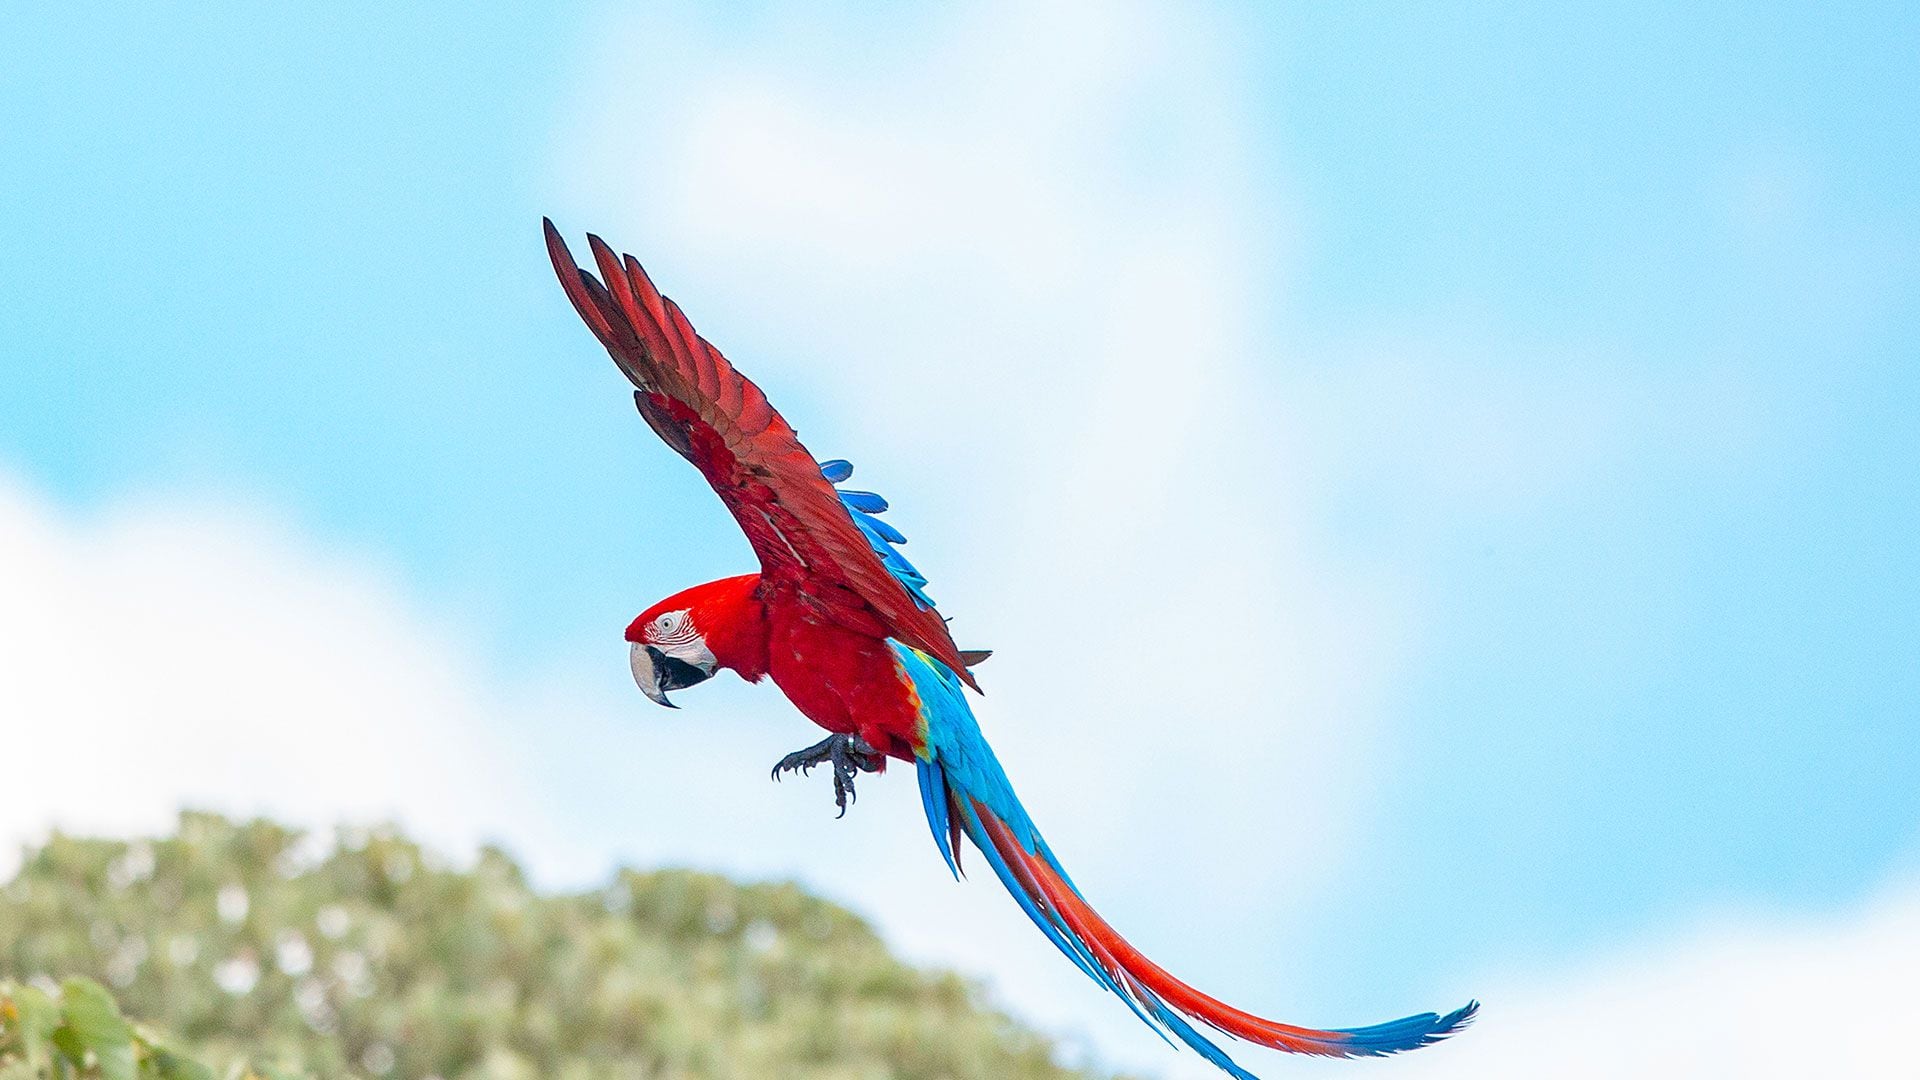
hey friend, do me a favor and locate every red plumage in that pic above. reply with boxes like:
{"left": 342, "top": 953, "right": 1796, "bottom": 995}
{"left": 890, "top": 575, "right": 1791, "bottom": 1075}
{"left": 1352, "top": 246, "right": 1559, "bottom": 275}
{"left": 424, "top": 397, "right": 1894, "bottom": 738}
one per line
{"left": 630, "top": 575, "right": 926, "bottom": 762}
{"left": 979, "top": 808, "right": 1384, "bottom": 1057}
{"left": 544, "top": 221, "right": 977, "bottom": 699}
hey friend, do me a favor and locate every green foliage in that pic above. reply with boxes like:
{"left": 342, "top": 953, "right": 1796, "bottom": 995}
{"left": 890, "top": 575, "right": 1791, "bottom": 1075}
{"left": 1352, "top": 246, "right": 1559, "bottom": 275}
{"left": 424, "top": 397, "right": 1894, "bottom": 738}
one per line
{"left": 0, "top": 975, "right": 291, "bottom": 1080}
{"left": 0, "top": 814, "right": 1126, "bottom": 1080}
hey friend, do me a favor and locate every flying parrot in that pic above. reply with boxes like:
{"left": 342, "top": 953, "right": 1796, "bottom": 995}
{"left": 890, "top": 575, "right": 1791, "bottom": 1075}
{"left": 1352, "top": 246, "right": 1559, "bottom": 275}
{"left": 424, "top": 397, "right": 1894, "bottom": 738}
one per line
{"left": 542, "top": 220, "right": 1476, "bottom": 1078}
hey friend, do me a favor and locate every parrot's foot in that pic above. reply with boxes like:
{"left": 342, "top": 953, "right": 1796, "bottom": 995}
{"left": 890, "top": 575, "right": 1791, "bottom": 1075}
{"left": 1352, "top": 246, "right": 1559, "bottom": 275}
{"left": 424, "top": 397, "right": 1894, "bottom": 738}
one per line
{"left": 770, "top": 734, "right": 882, "bottom": 818}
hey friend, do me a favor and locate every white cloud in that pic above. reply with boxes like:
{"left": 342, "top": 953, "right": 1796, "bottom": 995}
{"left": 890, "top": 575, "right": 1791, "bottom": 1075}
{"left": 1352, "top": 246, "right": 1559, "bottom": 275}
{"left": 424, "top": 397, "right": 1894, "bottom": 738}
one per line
{"left": 0, "top": 472, "right": 596, "bottom": 881}
{"left": 1383, "top": 880, "right": 1920, "bottom": 1080}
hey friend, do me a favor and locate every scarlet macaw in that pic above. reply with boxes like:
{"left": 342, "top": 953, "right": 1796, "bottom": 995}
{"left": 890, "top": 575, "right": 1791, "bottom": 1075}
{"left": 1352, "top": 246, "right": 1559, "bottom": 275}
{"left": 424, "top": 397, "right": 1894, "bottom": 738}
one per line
{"left": 543, "top": 220, "right": 1476, "bottom": 1077}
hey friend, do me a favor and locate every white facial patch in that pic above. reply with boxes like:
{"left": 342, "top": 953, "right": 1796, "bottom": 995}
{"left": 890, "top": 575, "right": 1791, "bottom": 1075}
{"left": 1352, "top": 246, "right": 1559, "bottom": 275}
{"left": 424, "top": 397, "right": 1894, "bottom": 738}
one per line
{"left": 649, "top": 609, "right": 697, "bottom": 647}
{"left": 647, "top": 609, "right": 717, "bottom": 671}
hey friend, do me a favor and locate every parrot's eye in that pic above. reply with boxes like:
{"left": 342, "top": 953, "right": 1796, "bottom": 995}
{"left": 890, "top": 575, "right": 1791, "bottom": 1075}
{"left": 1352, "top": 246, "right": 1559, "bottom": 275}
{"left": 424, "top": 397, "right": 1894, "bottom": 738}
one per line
{"left": 647, "top": 608, "right": 695, "bottom": 645}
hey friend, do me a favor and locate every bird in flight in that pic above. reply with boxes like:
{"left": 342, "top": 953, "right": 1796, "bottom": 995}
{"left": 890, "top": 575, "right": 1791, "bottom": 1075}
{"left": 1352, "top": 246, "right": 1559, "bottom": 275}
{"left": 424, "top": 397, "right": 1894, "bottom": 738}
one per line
{"left": 542, "top": 220, "right": 1476, "bottom": 1077}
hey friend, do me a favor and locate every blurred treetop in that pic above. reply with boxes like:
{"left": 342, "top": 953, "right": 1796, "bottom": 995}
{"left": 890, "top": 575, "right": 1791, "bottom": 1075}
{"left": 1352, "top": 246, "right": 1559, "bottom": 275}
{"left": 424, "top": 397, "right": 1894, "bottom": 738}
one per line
{"left": 0, "top": 813, "right": 1130, "bottom": 1080}
{"left": 1, "top": 975, "right": 295, "bottom": 1080}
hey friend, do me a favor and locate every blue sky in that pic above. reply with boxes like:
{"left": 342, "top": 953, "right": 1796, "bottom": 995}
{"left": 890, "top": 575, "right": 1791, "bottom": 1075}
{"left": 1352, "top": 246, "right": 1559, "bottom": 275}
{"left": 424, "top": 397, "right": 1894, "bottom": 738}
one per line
{"left": 5, "top": 2, "right": 1917, "bottom": 1076}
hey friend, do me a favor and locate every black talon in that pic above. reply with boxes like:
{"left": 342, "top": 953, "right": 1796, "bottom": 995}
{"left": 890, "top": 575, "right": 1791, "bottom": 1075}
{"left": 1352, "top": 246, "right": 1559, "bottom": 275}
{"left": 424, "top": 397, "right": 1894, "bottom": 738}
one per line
{"left": 771, "top": 736, "right": 836, "bottom": 781}
{"left": 770, "top": 733, "right": 881, "bottom": 817}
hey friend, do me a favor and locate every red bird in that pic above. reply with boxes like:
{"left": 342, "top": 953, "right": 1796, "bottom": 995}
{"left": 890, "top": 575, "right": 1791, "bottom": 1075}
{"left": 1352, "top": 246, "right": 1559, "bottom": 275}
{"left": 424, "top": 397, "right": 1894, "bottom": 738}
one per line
{"left": 543, "top": 220, "right": 1476, "bottom": 1078}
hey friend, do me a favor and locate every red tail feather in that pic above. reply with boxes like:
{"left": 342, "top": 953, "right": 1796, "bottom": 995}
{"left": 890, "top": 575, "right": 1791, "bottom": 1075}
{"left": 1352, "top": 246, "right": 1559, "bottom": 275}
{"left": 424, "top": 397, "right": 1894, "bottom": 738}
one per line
{"left": 975, "top": 802, "right": 1363, "bottom": 1058}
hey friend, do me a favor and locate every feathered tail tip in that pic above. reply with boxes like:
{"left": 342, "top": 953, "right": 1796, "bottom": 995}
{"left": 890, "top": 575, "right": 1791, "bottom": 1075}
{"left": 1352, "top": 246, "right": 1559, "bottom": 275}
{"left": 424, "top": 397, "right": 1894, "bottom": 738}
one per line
{"left": 1326, "top": 999, "right": 1479, "bottom": 1056}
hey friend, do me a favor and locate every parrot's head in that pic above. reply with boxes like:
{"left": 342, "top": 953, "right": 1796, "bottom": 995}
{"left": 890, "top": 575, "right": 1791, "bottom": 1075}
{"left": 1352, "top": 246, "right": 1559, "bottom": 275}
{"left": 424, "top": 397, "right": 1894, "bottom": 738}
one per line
{"left": 623, "top": 574, "right": 763, "bottom": 708}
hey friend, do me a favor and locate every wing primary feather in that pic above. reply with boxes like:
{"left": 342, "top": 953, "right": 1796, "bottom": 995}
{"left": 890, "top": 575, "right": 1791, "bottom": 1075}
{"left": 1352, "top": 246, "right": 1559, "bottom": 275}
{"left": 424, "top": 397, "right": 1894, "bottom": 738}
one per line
{"left": 662, "top": 294, "right": 722, "bottom": 398}
{"left": 543, "top": 220, "right": 621, "bottom": 350}
{"left": 620, "top": 249, "right": 674, "bottom": 328}
{"left": 589, "top": 238, "right": 656, "bottom": 363}
{"left": 573, "top": 270, "right": 643, "bottom": 356}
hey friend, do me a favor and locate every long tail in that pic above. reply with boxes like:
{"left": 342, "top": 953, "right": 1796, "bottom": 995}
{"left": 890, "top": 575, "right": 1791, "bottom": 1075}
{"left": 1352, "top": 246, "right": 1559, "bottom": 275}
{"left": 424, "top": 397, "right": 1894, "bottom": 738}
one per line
{"left": 893, "top": 645, "right": 1476, "bottom": 1078}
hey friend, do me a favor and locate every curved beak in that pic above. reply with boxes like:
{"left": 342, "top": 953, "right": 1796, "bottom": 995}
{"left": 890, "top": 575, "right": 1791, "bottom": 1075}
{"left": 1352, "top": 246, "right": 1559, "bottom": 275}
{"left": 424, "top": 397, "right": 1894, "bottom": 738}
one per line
{"left": 630, "top": 642, "right": 678, "bottom": 708}
{"left": 629, "top": 641, "right": 714, "bottom": 708}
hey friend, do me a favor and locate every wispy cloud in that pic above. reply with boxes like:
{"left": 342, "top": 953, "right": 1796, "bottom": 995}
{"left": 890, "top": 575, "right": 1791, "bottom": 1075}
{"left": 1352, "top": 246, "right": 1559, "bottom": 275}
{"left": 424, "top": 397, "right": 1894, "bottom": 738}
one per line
{"left": 0, "top": 472, "right": 591, "bottom": 881}
{"left": 1390, "top": 876, "right": 1920, "bottom": 1079}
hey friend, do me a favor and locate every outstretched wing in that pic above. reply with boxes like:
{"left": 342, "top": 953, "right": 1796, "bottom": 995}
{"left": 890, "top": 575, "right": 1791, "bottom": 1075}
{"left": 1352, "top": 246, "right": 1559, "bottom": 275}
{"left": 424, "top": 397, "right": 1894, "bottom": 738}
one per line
{"left": 544, "top": 220, "right": 977, "bottom": 690}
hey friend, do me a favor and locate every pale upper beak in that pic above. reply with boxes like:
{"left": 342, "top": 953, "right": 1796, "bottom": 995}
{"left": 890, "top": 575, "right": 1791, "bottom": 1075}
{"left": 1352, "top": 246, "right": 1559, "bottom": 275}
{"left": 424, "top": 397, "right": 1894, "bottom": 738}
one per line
{"left": 629, "top": 642, "right": 677, "bottom": 707}
{"left": 629, "top": 641, "right": 713, "bottom": 708}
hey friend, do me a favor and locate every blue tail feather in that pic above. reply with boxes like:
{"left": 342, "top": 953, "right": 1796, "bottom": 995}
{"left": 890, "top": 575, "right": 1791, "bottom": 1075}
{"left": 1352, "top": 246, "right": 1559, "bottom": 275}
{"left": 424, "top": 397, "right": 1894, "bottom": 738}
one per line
{"left": 915, "top": 758, "right": 961, "bottom": 879}
{"left": 1142, "top": 994, "right": 1263, "bottom": 1080}
{"left": 1331, "top": 1000, "right": 1480, "bottom": 1055}
{"left": 890, "top": 639, "right": 1476, "bottom": 1077}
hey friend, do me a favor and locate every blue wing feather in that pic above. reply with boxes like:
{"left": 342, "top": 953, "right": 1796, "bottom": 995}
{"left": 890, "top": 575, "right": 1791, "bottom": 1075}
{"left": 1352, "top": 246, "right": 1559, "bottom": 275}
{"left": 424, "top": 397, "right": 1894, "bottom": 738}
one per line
{"left": 837, "top": 489, "right": 890, "bottom": 513}
{"left": 822, "top": 459, "right": 936, "bottom": 609}
{"left": 852, "top": 509, "right": 908, "bottom": 545}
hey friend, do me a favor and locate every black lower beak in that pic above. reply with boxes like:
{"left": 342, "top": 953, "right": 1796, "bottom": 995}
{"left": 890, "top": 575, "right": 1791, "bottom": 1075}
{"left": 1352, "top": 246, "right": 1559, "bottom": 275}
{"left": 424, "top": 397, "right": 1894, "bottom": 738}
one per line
{"left": 648, "top": 645, "right": 713, "bottom": 697}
